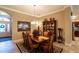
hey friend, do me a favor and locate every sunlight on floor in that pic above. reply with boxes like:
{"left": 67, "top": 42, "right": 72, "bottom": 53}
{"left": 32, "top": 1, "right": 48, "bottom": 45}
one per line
{"left": 0, "top": 41, "right": 20, "bottom": 53}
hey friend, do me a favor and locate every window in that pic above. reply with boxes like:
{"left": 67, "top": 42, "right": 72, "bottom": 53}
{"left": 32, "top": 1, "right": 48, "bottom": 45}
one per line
{"left": 0, "top": 23, "right": 6, "bottom": 32}
{"left": 0, "top": 16, "right": 10, "bottom": 22}
{"left": 0, "top": 11, "right": 11, "bottom": 22}
{"left": 0, "top": 11, "right": 11, "bottom": 32}
{"left": 7, "top": 24, "right": 10, "bottom": 32}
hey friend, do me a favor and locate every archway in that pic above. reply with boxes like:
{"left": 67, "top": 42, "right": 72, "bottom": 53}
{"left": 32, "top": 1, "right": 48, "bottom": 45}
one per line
{"left": 0, "top": 10, "right": 12, "bottom": 42}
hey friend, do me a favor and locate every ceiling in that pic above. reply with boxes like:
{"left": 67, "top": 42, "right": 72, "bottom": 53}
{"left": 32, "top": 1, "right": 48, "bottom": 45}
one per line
{"left": 71, "top": 5, "right": 79, "bottom": 21}
{"left": 0, "top": 5, "right": 67, "bottom": 17}
{"left": 72, "top": 5, "right": 79, "bottom": 16}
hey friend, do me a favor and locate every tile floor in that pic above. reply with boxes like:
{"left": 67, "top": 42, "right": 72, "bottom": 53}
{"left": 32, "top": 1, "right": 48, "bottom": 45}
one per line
{"left": 63, "top": 37, "right": 79, "bottom": 53}
{"left": 0, "top": 40, "right": 20, "bottom": 53}
{"left": 0, "top": 37, "right": 79, "bottom": 53}
{"left": 17, "top": 38, "right": 79, "bottom": 53}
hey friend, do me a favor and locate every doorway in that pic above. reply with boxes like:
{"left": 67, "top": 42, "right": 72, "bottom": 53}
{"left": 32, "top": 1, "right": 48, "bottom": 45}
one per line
{"left": 0, "top": 11, "right": 12, "bottom": 42}
{"left": 72, "top": 21, "right": 79, "bottom": 40}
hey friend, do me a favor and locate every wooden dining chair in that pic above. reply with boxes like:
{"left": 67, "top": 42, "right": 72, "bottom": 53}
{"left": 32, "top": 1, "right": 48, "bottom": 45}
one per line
{"left": 22, "top": 32, "right": 30, "bottom": 47}
{"left": 40, "top": 39, "right": 50, "bottom": 53}
{"left": 27, "top": 35, "right": 39, "bottom": 52}
{"left": 40, "top": 32, "right": 51, "bottom": 53}
{"left": 49, "top": 35, "right": 54, "bottom": 53}
{"left": 40, "top": 35, "right": 54, "bottom": 53}
{"left": 22, "top": 32, "right": 27, "bottom": 47}
{"left": 25, "top": 32, "right": 30, "bottom": 48}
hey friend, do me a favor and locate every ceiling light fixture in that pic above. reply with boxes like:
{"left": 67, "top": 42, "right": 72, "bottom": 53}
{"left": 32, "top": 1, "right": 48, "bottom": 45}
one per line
{"left": 71, "top": 15, "right": 77, "bottom": 20}
{"left": 71, "top": 12, "right": 77, "bottom": 20}
{"left": 31, "top": 5, "right": 39, "bottom": 25}
{"left": 71, "top": 6, "right": 77, "bottom": 20}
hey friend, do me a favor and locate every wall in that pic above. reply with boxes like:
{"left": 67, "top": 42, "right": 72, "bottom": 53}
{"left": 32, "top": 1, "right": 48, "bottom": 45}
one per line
{"left": 0, "top": 7, "right": 37, "bottom": 42}
{"left": 38, "top": 7, "right": 72, "bottom": 45}
{"left": 38, "top": 10, "right": 65, "bottom": 39}
{"left": 64, "top": 7, "right": 72, "bottom": 45}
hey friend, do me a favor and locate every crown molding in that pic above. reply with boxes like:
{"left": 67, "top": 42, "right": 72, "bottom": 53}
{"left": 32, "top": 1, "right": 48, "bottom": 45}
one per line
{"left": 0, "top": 6, "right": 38, "bottom": 18}
{"left": 38, "top": 6, "right": 70, "bottom": 17}
{"left": 0, "top": 5, "right": 70, "bottom": 18}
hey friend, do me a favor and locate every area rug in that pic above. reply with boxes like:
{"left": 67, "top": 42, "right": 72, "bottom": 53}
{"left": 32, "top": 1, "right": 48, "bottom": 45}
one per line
{"left": 16, "top": 42, "right": 29, "bottom": 53}
{"left": 16, "top": 42, "right": 42, "bottom": 53}
{"left": 16, "top": 42, "right": 63, "bottom": 53}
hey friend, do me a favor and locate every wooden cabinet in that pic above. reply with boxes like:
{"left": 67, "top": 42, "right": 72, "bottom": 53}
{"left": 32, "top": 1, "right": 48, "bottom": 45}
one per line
{"left": 43, "top": 18, "right": 57, "bottom": 41}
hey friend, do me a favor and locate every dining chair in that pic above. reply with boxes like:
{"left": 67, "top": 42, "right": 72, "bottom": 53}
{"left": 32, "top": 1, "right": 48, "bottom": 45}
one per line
{"left": 40, "top": 32, "right": 54, "bottom": 53}
{"left": 43, "top": 31, "right": 48, "bottom": 37}
{"left": 49, "top": 35, "right": 54, "bottom": 53}
{"left": 22, "top": 32, "right": 27, "bottom": 47}
{"left": 25, "top": 32, "right": 30, "bottom": 48}
{"left": 27, "top": 35, "right": 39, "bottom": 52}
{"left": 32, "top": 29, "right": 40, "bottom": 37}
{"left": 40, "top": 39, "right": 50, "bottom": 53}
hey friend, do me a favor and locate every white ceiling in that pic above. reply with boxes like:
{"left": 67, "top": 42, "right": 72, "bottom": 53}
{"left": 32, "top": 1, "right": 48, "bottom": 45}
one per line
{"left": 71, "top": 5, "right": 79, "bottom": 20}
{"left": 72, "top": 5, "right": 79, "bottom": 16}
{"left": 0, "top": 5, "right": 66, "bottom": 17}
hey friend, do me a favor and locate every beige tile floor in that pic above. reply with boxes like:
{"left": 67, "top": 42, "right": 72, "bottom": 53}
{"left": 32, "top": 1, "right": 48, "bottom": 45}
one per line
{"left": 63, "top": 37, "right": 79, "bottom": 53}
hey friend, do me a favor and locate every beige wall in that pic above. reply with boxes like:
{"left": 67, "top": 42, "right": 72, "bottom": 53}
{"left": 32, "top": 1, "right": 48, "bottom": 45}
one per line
{"left": 0, "top": 7, "right": 37, "bottom": 42}
{"left": 38, "top": 10, "right": 65, "bottom": 28}
{"left": 38, "top": 10, "right": 65, "bottom": 41}
{"left": 64, "top": 7, "right": 72, "bottom": 45}
{"left": 38, "top": 7, "right": 72, "bottom": 45}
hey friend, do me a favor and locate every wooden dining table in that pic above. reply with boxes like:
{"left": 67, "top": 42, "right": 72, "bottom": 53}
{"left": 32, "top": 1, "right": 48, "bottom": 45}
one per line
{"left": 29, "top": 33, "right": 49, "bottom": 43}
{"left": 30, "top": 35, "right": 49, "bottom": 52}
{"left": 31, "top": 36, "right": 49, "bottom": 43}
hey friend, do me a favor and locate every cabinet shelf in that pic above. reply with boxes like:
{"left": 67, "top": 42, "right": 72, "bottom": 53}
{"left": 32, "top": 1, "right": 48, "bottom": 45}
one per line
{"left": 43, "top": 18, "right": 57, "bottom": 41}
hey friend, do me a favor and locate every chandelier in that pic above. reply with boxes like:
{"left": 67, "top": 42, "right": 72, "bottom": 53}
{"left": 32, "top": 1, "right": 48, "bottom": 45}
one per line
{"left": 31, "top": 5, "right": 39, "bottom": 25}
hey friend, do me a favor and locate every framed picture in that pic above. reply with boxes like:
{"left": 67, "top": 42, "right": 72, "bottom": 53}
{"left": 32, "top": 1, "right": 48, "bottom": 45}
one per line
{"left": 17, "top": 21, "right": 31, "bottom": 31}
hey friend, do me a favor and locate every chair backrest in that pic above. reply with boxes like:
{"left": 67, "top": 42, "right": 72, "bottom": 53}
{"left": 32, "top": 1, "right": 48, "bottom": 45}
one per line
{"left": 32, "top": 29, "right": 40, "bottom": 37}
{"left": 49, "top": 36, "right": 54, "bottom": 53}
{"left": 27, "top": 34, "right": 34, "bottom": 49}
{"left": 22, "top": 32, "right": 26, "bottom": 42}
{"left": 22, "top": 32, "right": 31, "bottom": 49}
{"left": 22, "top": 32, "right": 29, "bottom": 47}
{"left": 43, "top": 31, "right": 48, "bottom": 37}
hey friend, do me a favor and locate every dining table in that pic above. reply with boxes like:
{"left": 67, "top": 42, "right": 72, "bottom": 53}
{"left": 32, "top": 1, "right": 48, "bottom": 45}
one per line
{"left": 31, "top": 35, "right": 49, "bottom": 43}
{"left": 31, "top": 35, "right": 49, "bottom": 52}
{"left": 29, "top": 33, "right": 49, "bottom": 42}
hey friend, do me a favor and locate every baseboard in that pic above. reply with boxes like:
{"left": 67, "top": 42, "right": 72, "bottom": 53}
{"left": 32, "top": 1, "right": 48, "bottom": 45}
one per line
{"left": 0, "top": 36, "right": 12, "bottom": 38}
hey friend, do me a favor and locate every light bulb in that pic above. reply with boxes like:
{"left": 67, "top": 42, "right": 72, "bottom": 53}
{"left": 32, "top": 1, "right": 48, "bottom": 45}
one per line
{"left": 71, "top": 15, "right": 77, "bottom": 19}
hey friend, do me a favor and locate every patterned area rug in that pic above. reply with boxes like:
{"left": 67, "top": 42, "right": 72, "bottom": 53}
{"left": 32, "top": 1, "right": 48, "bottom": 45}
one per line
{"left": 16, "top": 42, "right": 63, "bottom": 53}
{"left": 16, "top": 42, "right": 29, "bottom": 53}
{"left": 16, "top": 42, "right": 43, "bottom": 53}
